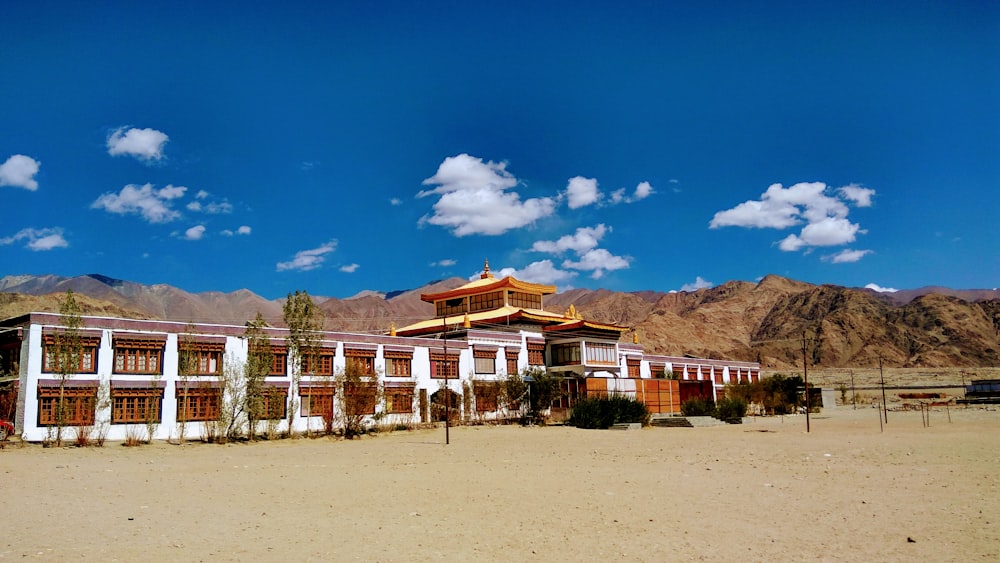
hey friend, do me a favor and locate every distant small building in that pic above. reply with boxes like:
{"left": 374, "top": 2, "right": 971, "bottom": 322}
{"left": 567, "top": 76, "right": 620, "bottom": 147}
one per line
{"left": 0, "top": 262, "right": 760, "bottom": 442}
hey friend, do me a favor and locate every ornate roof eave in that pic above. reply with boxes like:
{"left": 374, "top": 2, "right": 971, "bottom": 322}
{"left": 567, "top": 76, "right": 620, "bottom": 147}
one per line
{"left": 420, "top": 277, "right": 557, "bottom": 303}
{"left": 393, "top": 307, "right": 568, "bottom": 337}
{"left": 543, "top": 319, "right": 632, "bottom": 334}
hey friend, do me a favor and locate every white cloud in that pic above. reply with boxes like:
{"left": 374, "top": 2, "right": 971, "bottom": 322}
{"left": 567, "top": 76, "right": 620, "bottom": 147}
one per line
{"left": 106, "top": 126, "right": 169, "bottom": 161}
{"left": 778, "top": 217, "right": 864, "bottom": 251}
{"left": 340, "top": 263, "right": 360, "bottom": 273}
{"left": 237, "top": 225, "right": 251, "bottom": 235}
{"left": 389, "top": 197, "right": 403, "bottom": 206}
{"left": 680, "top": 276, "right": 713, "bottom": 292}
{"left": 565, "top": 176, "right": 600, "bottom": 209}
{"left": 531, "top": 224, "right": 609, "bottom": 254}
{"left": 0, "top": 154, "right": 41, "bottom": 190}
{"left": 712, "top": 181, "right": 873, "bottom": 254}
{"left": 823, "top": 248, "right": 873, "bottom": 263}
{"left": 418, "top": 154, "right": 555, "bottom": 236}
{"left": 276, "top": 240, "right": 337, "bottom": 272}
{"left": 430, "top": 259, "right": 456, "bottom": 267}
{"left": 865, "top": 283, "right": 898, "bottom": 293}
{"left": 91, "top": 183, "right": 187, "bottom": 223}
{"left": 1, "top": 227, "right": 68, "bottom": 251}
{"left": 838, "top": 184, "right": 875, "bottom": 207}
{"left": 495, "top": 260, "right": 577, "bottom": 286}
{"left": 561, "top": 248, "right": 631, "bottom": 279}
{"left": 632, "top": 181, "right": 654, "bottom": 201}
{"left": 183, "top": 225, "right": 206, "bottom": 241}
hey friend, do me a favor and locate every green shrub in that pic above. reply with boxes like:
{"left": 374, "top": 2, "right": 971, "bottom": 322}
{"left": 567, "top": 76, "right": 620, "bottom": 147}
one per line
{"left": 680, "top": 397, "right": 716, "bottom": 417}
{"left": 715, "top": 397, "right": 747, "bottom": 421}
{"left": 568, "top": 395, "right": 650, "bottom": 429}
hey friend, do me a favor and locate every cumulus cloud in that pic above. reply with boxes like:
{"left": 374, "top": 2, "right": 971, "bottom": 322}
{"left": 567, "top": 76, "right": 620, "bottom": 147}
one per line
{"left": 495, "top": 260, "right": 577, "bottom": 286}
{"left": 680, "top": 276, "right": 714, "bottom": 292}
{"left": 632, "top": 181, "right": 654, "bottom": 201}
{"left": 0, "top": 154, "right": 41, "bottom": 190}
{"left": 823, "top": 248, "right": 873, "bottom": 264}
{"left": 838, "top": 184, "right": 875, "bottom": 207}
{"left": 91, "top": 183, "right": 187, "bottom": 223}
{"left": 531, "top": 224, "right": 608, "bottom": 255}
{"left": 418, "top": 154, "right": 556, "bottom": 236}
{"left": 865, "top": 283, "right": 898, "bottom": 293}
{"left": 276, "top": 240, "right": 337, "bottom": 272}
{"left": 339, "top": 263, "right": 360, "bottom": 273}
{"left": 566, "top": 177, "right": 600, "bottom": 209}
{"left": 1, "top": 227, "right": 68, "bottom": 251}
{"left": 183, "top": 225, "right": 206, "bottom": 241}
{"left": 710, "top": 181, "right": 873, "bottom": 254}
{"left": 389, "top": 197, "right": 403, "bottom": 206}
{"left": 221, "top": 225, "right": 252, "bottom": 236}
{"left": 561, "top": 248, "right": 631, "bottom": 279}
{"left": 106, "top": 126, "right": 169, "bottom": 161}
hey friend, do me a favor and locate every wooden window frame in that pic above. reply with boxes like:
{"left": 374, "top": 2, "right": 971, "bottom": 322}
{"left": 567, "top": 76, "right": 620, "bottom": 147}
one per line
{"left": 37, "top": 385, "right": 97, "bottom": 426}
{"left": 270, "top": 350, "right": 288, "bottom": 376}
{"left": 527, "top": 342, "right": 545, "bottom": 366}
{"left": 508, "top": 291, "right": 541, "bottom": 309}
{"left": 473, "top": 381, "right": 500, "bottom": 412}
{"left": 344, "top": 382, "right": 377, "bottom": 415}
{"left": 469, "top": 291, "right": 503, "bottom": 313}
{"left": 584, "top": 342, "right": 616, "bottom": 366}
{"left": 111, "top": 387, "right": 164, "bottom": 424}
{"left": 176, "top": 386, "right": 220, "bottom": 422}
{"left": 550, "top": 343, "right": 581, "bottom": 366}
{"left": 42, "top": 335, "right": 100, "bottom": 374}
{"left": 626, "top": 359, "right": 641, "bottom": 378}
{"left": 300, "top": 351, "right": 334, "bottom": 376}
{"left": 385, "top": 385, "right": 414, "bottom": 414}
{"left": 113, "top": 337, "right": 165, "bottom": 375}
{"left": 300, "top": 386, "right": 335, "bottom": 418}
{"left": 430, "top": 353, "right": 458, "bottom": 379}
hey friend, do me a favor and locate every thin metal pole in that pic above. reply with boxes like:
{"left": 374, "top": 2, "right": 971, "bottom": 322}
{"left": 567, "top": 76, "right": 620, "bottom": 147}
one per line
{"left": 802, "top": 331, "right": 810, "bottom": 433}
{"left": 443, "top": 316, "right": 449, "bottom": 445}
{"left": 850, "top": 370, "right": 856, "bottom": 410}
{"left": 879, "top": 356, "right": 888, "bottom": 424}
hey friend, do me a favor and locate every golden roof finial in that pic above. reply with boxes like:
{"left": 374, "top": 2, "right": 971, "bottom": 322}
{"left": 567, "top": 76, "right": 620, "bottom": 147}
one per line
{"left": 389, "top": 322, "right": 396, "bottom": 337}
{"left": 481, "top": 258, "right": 493, "bottom": 279}
{"left": 463, "top": 312, "right": 471, "bottom": 328}
{"left": 632, "top": 331, "right": 639, "bottom": 344}
{"left": 565, "top": 304, "right": 577, "bottom": 319}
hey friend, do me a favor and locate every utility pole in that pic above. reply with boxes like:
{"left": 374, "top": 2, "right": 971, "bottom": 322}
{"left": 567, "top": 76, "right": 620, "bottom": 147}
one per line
{"left": 850, "top": 369, "right": 856, "bottom": 410}
{"left": 443, "top": 316, "right": 450, "bottom": 445}
{"left": 802, "top": 330, "right": 810, "bottom": 433}
{"left": 879, "top": 355, "right": 888, "bottom": 424}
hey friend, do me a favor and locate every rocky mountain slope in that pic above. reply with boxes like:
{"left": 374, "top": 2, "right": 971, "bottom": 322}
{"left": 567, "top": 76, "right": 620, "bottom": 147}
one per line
{"left": 2, "top": 273, "right": 997, "bottom": 369}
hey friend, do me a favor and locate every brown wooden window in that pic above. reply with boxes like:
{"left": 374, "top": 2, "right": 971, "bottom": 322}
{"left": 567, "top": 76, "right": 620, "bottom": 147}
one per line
{"left": 508, "top": 291, "right": 541, "bottom": 309}
{"left": 626, "top": 359, "right": 640, "bottom": 378}
{"left": 473, "top": 382, "right": 499, "bottom": 412}
{"left": 649, "top": 364, "right": 666, "bottom": 379}
{"left": 505, "top": 348, "right": 519, "bottom": 375}
{"left": 111, "top": 387, "right": 163, "bottom": 424}
{"left": 345, "top": 348, "right": 376, "bottom": 375}
{"left": 750, "top": 369, "right": 760, "bottom": 383}
{"left": 300, "top": 386, "right": 335, "bottom": 418}
{"left": 385, "top": 350, "right": 413, "bottom": 377}
{"left": 527, "top": 342, "right": 545, "bottom": 366}
{"left": 430, "top": 353, "right": 458, "bottom": 379}
{"left": 38, "top": 385, "right": 97, "bottom": 426}
{"left": 473, "top": 348, "right": 496, "bottom": 375}
{"left": 584, "top": 342, "right": 616, "bottom": 365}
{"left": 260, "top": 385, "right": 287, "bottom": 420}
{"left": 469, "top": 291, "right": 503, "bottom": 313}
{"left": 176, "top": 386, "right": 220, "bottom": 422}
{"left": 300, "top": 351, "right": 333, "bottom": 375}
{"left": 552, "top": 378, "right": 583, "bottom": 409}
{"left": 385, "top": 385, "right": 414, "bottom": 414}
{"left": 551, "top": 343, "right": 580, "bottom": 366}
{"left": 714, "top": 368, "right": 724, "bottom": 384}
{"left": 42, "top": 334, "right": 100, "bottom": 374}
{"left": 672, "top": 366, "right": 685, "bottom": 380}
{"left": 114, "top": 337, "right": 165, "bottom": 375}
{"left": 270, "top": 349, "right": 288, "bottom": 376}
{"left": 435, "top": 297, "right": 466, "bottom": 317}
{"left": 344, "top": 383, "right": 376, "bottom": 415}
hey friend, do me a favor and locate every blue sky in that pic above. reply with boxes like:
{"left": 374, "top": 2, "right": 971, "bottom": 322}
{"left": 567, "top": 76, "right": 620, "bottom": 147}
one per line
{"left": 2, "top": 1, "right": 997, "bottom": 300}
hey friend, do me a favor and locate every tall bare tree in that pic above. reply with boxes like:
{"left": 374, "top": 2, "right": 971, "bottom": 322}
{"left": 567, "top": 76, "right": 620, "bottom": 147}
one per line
{"left": 52, "top": 290, "right": 84, "bottom": 446}
{"left": 243, "top": 312, "right": 274, "bottom": 440}
{"left": 283, "top": 290, "right": 321, "bottom": 437}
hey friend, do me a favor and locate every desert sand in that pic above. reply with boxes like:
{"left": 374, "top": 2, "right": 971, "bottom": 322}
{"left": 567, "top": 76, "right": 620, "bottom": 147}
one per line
{"left": 1, "top": 406, "right": 998, "bottom": 562}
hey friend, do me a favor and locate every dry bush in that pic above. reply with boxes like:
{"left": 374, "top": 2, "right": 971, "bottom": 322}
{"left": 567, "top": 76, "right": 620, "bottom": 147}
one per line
{"left": 74, "top": 425, "right": 94, "bottom": 447}
{"left": 123, "top": 426, "right": 144, "bottom": 447}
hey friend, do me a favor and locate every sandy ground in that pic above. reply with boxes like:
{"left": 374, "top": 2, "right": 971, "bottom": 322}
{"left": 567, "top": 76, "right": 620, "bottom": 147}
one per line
{"left": 1, "top": 406, "right": 998, "bottom": 562}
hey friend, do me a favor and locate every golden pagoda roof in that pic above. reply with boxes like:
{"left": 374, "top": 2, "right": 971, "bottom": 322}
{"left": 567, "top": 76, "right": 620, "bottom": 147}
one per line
{"left": 420, "top": 260, "right": 556, "bottom": 303}
{"left": 393, "top": 305, "right": 629, "bottom": 337}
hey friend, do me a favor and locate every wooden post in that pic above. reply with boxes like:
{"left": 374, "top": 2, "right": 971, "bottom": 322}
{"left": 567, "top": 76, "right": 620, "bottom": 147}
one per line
{"left": 443, "top": 316, "right": 449, "bottom": 445}
{"left": 802, "top": 331, "right": 810, "bottom": 433}
{"left": 878, "top": 356, "right": 888, "bottom": 424}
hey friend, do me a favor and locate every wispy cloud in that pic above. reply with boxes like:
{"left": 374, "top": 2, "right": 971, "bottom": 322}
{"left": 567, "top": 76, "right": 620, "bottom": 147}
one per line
{"left": 865, "top": 283, "right": 898, "bottom": 293}
{"left": 277, "top": 240, "right": 337, "bottom": 272}
{"left": 221, "top": 225, "right": 252, "bottom": 236}
{"left": 429, "top": 258, "right": 456, "bottom": 267}
{"left": 106, "top": 126, "right": 169, "bottom": 162}
{"left": 823, "top": 248, "right": 872, "bottom": 263}
{"left": 91, "top": 183, "right": 187, "bottom": 223}
{"left": 1, "top": 227, "right": 68, "bottom": 251}
{"left": 418, "top": 154, "right": 555, "bottom": 236}
{"left": 710, "top": 182, "right": 872, "bottom": 254}
{"left": 0, "top": 154, "right": 41, "bottom": 190}
{"left": 389, "top": 197, "right": 403, "bottom": 206}
{"left": 339, "top": 263, "right": 360, "bottom": 273}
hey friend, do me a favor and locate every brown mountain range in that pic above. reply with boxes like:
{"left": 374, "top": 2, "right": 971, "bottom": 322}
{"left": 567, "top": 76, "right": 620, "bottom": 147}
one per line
{"left": 2, "top": 273, "right": 997, "bottom": 370}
